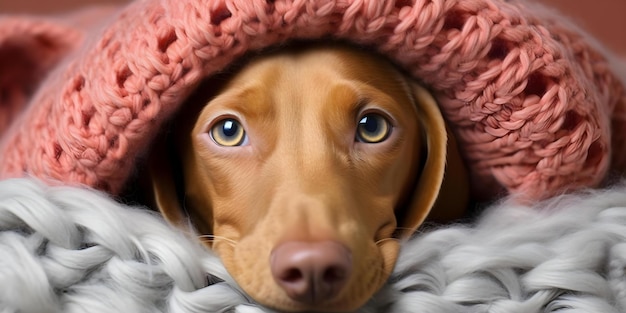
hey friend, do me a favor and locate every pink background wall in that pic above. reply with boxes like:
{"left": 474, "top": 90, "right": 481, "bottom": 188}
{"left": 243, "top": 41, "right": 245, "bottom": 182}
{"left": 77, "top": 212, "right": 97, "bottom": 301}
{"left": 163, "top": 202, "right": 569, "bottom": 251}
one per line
{"left": 1, "top": 0, "right": 625, "bottom": 54}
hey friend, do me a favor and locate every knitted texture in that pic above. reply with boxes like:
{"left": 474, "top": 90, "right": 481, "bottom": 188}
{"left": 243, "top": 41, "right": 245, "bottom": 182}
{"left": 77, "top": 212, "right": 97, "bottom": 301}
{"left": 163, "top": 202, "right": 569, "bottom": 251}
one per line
{"left": 2, "top": 177, "right": 626, "bottom": 312}
{"left": 0, "top": 6, "right": 121, "bottom": 135}
{"left": 0, "top": 18, "right": 79, "bottom": 135}
{"left": 0, "top": 0, "right": 625, "bottom": 199}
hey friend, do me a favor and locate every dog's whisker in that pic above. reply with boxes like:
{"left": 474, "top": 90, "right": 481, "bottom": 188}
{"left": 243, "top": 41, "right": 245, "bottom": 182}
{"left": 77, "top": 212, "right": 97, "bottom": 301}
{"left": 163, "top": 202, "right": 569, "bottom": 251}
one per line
{"left": 198, "top": 234, "right": 238, "bottom": 246}
{"left": 375, "top": 237, "right": 400, "bottom": 245}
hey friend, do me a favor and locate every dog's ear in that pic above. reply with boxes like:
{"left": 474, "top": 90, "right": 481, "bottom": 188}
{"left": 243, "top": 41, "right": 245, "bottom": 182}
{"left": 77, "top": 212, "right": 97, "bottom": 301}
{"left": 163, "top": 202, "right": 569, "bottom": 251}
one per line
{"left": 146, "top": 85, "right": 219, "bottom": 237}
{"left": 396, "top": 84, "right": 450, "bottom": 237}
{"left": 146, "top": 135, "right": 190, "bottom": 229}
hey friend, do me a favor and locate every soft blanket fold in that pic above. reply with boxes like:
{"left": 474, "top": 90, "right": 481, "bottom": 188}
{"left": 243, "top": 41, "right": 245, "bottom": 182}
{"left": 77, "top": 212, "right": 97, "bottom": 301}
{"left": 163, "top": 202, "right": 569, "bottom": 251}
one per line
{"left": 2, "top": 177, "right": 626, "bottom": 312}
{"left": 0, "top": 0, "right": 625, "bottom": 200}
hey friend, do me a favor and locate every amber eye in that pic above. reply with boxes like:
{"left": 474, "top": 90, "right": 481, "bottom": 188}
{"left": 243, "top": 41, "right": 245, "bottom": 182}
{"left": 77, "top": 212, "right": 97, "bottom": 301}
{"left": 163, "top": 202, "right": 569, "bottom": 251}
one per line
{"left": 356, "top": 113, "right": 391, "bottom": 143}
{"left": 210, "top": 118, "right": 247, "bottom": 146}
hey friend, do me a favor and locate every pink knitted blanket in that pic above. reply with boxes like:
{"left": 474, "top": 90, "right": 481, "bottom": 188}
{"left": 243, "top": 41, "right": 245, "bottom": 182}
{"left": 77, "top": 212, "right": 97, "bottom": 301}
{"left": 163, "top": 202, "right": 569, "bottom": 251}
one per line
{"left": 1, "top": 0, "right": 625, "bottom": 201}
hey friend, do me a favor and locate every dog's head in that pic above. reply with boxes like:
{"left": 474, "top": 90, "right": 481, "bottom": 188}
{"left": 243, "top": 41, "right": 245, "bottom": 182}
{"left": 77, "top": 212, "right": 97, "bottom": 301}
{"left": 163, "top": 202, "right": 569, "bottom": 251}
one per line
{"left": 149, "top": 44, "right": 455, "bottom": 312}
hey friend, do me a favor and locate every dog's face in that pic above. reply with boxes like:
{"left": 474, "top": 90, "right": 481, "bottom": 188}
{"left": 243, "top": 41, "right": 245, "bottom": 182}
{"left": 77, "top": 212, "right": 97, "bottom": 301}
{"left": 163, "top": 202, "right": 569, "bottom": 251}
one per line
{"left": 151, "top": 46, "right": 450, "bottom": 312}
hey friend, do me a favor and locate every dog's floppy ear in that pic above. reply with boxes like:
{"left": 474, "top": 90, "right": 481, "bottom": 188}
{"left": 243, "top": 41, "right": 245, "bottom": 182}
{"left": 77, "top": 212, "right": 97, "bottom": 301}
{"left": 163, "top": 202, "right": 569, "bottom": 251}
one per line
{"left": 396, "top": 83, "right": 449, "bottom": 238}
{"left": 147, "top": 136, "right": 190, "bottom": 228}
{"left": 146, "top": 85, "right": 219, "bottom": 237}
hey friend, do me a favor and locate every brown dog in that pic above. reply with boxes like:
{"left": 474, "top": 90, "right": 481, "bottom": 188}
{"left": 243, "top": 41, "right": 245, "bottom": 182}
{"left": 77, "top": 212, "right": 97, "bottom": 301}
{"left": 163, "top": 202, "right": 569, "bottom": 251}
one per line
{"left": 149, "top": 44, "right": 468, "bottom": 312}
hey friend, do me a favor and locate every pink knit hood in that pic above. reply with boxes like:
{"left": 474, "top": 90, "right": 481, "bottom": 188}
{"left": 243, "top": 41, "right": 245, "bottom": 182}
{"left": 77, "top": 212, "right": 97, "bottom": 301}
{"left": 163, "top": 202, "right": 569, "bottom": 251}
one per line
{"left": 1, "top": 0, "right": 625, "bottom": 200}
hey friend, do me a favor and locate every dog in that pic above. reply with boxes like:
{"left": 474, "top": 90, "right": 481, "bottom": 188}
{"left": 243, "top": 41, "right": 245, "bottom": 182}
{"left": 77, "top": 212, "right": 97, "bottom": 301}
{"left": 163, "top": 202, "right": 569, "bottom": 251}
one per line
{"left": 147, "top": 43, "right": 469, "bottom": 312}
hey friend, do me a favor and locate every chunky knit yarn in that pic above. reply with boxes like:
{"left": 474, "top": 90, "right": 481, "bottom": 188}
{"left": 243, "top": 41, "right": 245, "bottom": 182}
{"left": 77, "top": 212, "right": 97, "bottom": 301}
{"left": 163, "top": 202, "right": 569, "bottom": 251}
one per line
{"left": 3, "top": 177, "right": 626, "bottom": 312}
{"left": 0, "top": 0, "right": 625, "bottom": 200}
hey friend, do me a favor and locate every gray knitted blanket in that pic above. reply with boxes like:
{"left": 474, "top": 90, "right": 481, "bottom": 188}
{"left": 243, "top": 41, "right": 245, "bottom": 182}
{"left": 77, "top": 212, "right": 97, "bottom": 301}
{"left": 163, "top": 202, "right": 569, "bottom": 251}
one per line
{"left": 1, "top": 178, "right": 626, "bottom": 312}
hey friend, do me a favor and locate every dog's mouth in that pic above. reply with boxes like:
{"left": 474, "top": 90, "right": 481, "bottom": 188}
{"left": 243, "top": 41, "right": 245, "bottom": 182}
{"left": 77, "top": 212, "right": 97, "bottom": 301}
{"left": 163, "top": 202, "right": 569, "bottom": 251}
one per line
{"left": 213, "top": 234, "right": 400, "bottom": 312}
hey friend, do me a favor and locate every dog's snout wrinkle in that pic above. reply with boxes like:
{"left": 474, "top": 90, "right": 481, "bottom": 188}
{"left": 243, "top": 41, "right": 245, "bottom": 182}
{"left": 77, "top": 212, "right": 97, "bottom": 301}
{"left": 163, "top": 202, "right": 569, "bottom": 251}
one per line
{"left": 270, "top": 241, "right": 352, "bottom": 305}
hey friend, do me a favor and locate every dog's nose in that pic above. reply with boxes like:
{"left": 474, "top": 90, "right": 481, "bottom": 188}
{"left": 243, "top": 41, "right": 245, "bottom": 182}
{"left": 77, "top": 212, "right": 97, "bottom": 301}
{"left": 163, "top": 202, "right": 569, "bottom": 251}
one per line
{"left": 270, "top": 241, "right": 352, "bottom": 304}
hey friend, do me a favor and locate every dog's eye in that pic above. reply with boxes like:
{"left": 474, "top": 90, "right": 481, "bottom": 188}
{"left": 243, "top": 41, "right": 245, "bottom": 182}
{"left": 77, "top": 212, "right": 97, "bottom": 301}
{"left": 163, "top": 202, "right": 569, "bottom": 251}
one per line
{"left": 356, "top": 113, "right": 391, "bottom": 143}
{"left": 210, "top": 118, "right": 247, "bottom": 146}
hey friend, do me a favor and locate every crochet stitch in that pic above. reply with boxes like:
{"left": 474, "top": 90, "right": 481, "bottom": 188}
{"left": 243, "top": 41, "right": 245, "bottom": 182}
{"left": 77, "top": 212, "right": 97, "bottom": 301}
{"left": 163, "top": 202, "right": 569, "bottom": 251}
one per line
{"left": 0, "top": 0, "right": 625, "bottom": 200}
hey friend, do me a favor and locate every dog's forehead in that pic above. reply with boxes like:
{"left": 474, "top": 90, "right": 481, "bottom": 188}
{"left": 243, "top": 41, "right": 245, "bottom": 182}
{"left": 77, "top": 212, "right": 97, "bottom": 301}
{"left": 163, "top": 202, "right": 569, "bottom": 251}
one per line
{"left": 229, "top": 46, "right": 399, "bottom": 83}
{"left": 221, "top": 47, "right": 412, "bottom": 106}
